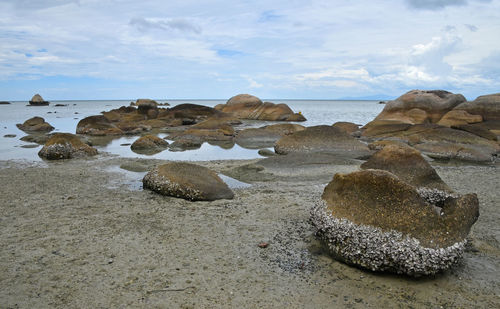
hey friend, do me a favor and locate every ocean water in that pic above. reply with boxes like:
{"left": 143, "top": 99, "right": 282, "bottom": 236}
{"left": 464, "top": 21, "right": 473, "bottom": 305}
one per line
{"left": 0, "top": 99, "right": 384, "bottom": 161}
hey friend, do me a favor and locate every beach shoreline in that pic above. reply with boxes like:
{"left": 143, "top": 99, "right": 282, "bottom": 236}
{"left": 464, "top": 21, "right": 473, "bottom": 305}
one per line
{"left": 1, "top": 155, "right": 498, "bottom": 308}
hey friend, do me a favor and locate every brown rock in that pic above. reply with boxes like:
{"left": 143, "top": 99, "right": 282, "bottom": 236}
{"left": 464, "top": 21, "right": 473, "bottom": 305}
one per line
{"left": 143, "top": 162, "right": 234, "bottom": 201}
{"left": 311, "top": 169, "right": 479, "bottom": 275}
{"left": 16, "top": 117, "right": 54, "bottom": 132}
{"left": 217, "top": 94, "right": 306, "bottom": 121}
{"left": 332, "top": 122, "right": 360, "bottom": 136}
{"left": 361, "top": 144, "right": 451, "bottom": 192}
{"left": 76, "top": 115, "right": 123, "bottom": 136}
{"left": 38, "top": 133, "right": 98, "bottom": 160}
{"left": 131, "top": 135, "right": 168, "bottom": 154}
{"left": 29, "top": 94, "right": 49, "bottom": 106}
{"left": 454, "top": 93, "right": 500, "bottom": 121}
{"left": 437, "top": 110, "right": 483, "bottom": 127}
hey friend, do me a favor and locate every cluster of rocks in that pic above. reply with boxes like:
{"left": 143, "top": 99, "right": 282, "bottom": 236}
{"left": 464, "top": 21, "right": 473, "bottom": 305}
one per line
{"left": 310, "top": 144, "right": 480, "bottom": 276}
{"left": 215, "top": 94, "right": 306, "bottom": 121}
{"left": 362, "top": 90, "right": 500, "bottom": 162}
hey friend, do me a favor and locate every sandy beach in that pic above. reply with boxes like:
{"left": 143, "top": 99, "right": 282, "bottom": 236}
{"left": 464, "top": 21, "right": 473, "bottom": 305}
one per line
{"left": 1, "top": 154, "right": 498, "bottom": 308}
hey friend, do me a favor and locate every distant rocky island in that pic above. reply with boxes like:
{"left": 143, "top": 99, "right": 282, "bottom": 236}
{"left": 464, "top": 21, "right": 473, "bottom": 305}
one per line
{"left": 29, "top": 93, "right": 49, "bottom": 106}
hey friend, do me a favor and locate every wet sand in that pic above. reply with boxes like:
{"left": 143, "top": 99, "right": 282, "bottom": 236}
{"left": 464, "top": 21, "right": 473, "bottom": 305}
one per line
{"left": 0, "top": 155, "right": 499, "bottom": 308}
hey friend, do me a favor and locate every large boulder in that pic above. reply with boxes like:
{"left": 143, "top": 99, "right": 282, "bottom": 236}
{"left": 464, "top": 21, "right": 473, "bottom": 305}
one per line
{"left": 216, "top": 94, "right": 306, "bottom": 121}
{"left": 376, "top": 90, "right": 466, "bottom": 123}
{"left": 143, "top": 162, "right": 234, "bottom": 201}
{"left": 362, "top": 90, "right": 466, "bottom": 137}
{"left": 361, "top": 144, "right": 451, "bottom": 193}
{"left": 29, "top": 94, "right": 49, "bottom": 106}
{"left": 454, "top": 93, "right": 500, "bottom": 121}
{"left": 16, "top": 117, "right": 54, "bottom": 132}
{"left": 131, "top": 135, "right": 169, "bottom": 154}
{"left": 38, "top": 133, "right": 98, "bottom": 160}
{"left": 274, "top": 125, "right": 371, "bottom": 158}
{"left": 235, "top": 123, "right": 305, "bottom": 149}
{"left": 332, "top": 122, "right": 361, "bottom": 136}
{"left": 311, "top": 169, "right": 479, "bottom": 276}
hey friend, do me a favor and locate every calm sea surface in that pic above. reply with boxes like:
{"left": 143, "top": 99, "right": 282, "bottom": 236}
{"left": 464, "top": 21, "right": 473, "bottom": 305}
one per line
{"left": 0, "top": 99, "right": 384, "bottom": 161}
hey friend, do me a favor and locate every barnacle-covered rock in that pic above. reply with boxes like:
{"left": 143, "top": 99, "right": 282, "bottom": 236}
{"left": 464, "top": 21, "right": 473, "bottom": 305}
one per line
{"left": 311, "top": 169, "right": 479, "bottom": 276}
{"left": 143, "top": 162, "right": 234, "bottom": 201}
{"left": 38, "top": 133, "right": 98, "bottom": 160}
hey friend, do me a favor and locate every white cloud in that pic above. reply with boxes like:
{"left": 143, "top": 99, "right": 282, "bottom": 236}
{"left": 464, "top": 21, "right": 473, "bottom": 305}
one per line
{"left": 0, "top": 0, "right": 499, "bottom": 99}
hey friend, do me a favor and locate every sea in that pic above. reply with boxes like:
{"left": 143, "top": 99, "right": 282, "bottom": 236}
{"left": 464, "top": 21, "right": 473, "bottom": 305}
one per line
{"left": 0, "top": 99, "right": 384, "bottom": 161}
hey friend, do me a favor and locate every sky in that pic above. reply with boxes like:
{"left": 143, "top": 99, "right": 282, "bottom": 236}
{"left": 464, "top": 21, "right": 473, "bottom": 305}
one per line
{"left": 0, "top": 0, "right": 499, "bottom": 100}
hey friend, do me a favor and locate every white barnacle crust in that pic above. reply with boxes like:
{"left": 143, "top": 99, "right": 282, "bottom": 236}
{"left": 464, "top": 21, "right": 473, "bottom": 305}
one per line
{"left": 310, "top": 199, "right": 466, "bottom": 276}
{"left": 143, "top": 168, "right": 204, "bottom": 201}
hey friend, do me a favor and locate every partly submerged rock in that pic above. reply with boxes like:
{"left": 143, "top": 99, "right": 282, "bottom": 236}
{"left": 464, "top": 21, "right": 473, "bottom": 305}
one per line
{"left": 29, "top": 94, "right": 50, "bottom": 106}
{"left": 143, "top": 162, "right": 234, "bottom": 201}
{"left": 130, "top": 135, "right": 169, "bottom": 154}
{"left": 360, "top": 144, "right": 451, "bottom": 193}
{"left": 38, "top": 133, "right": 98, "bottom": 160}
{"left": 76, "top": 115, "right": 123, "bottom": 136}
{"left": 0, "top": 101, "right": 11, "bottom": 105}
{"left": 274, "top": 125, "right": 371, "bottom": 159}
{"left": 216, "top": 94, "right": 306, "bottom": 121}
{"left": 311, "top": 169, "right": 479, "bottom": 276}
{"left": 16, "top": 117, "right": 54, "bottom": 132}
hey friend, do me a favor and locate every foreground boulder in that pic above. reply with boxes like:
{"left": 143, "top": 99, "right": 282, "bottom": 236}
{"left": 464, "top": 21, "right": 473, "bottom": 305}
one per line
{"left": 274, "top": 125, "right": 371, "bottom": 158}
{"left": 38, "top": 133, "right": 98, "bottom": 160}
{"left": 29, "top": 94, "right": 49, "bottom": 106}
{"left": 143, "top": 163, "right": 234, "bottom": 201}
{"left": 361, "top": 144, "right": 451, "bottom": 193}
{"left": 131, "top": 135, "right": 169, "bottom": 154}
{"left": 16, "top": 117, "right": 54, "bottom": 132}
{"left": 311, "top": 169, "right": 479, "bottom": 276}
{"left": 215, "top": 94, "right": 306, "bottom": 121}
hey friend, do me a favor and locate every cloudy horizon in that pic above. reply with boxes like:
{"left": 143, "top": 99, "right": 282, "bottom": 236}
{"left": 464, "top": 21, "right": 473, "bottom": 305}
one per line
{"left": 1, "top": 0, "right": 499, "bottom": 101}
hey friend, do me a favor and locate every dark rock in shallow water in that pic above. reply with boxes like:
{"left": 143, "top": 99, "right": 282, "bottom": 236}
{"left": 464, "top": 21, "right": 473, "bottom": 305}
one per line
{"left": 130, "top": 134, "right": 168, "bottom": 155}
{"left": 38, "top": 133, "right": 98, "bottom": 160}
{"left": 143, "top": 162, "right": 234, "bottom": 201}
{"left": 29, "top": 94, "right": 50, "bottom": 106}
{"left": 16, "top": 117, "right": 54, "bottom": 133}
{"left": 4, "top": 134, "right": 16, "bottom": 138}
{"left": 0, "top": 101, "right": 11, "bottom": 105}
{"left": 311, "top": 169, "right": 479, "bottom": 276}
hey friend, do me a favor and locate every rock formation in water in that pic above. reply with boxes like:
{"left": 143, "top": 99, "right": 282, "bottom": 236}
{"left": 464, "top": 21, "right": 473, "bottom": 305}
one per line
{"left": 362, "top": 90, "right": 500, "bottom": 162}
{"left": 16, "top": 117, "right": 54, "bottom": 132}
{"left": 29, "top": 94, "right": 50, "bottom": 106}
{"left": 215, "top": 94, "right": 306, "bottom": 121}
{"left": 130, "top": 134, "right": 169, "bottom": 155}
